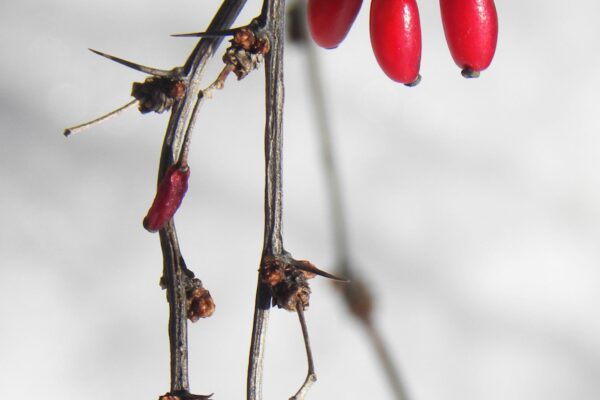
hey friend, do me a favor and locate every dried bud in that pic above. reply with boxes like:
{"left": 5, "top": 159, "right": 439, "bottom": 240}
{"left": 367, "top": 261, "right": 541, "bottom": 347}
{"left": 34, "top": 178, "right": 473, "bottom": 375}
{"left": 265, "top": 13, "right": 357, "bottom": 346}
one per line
{"left": 223, "top": 47, "right": 263, "bottom": 80}
{"left": 187, "top": 288, "right": 215, "bottom": 322}
{"left": 143, "top": 164, "right": 190, "bottom": 232}
{"left": 221, "top": 28, "right": 269, "bottom": 81}
{"left": 233, "top": 28, "right": 256, "bottom": 50}
{"left": 168, "top": 80, "right": 186, "bottom": 101}
{"left": 270, "top": 266, "right": 311, "bottom": 311}
{"left": 261, "top": 257, "right": 285, "bottom": 286}
{"left": 273, "top": 270, "right": 311, "bottom": 311}
{"left": 254, "top": 38, "right": 270, "bottom": 55}
{"left": 259, "top": 255, "right": 318, "bottom": 311}
{"left": 132, "top": 77, "right": 186, "bottom": 114}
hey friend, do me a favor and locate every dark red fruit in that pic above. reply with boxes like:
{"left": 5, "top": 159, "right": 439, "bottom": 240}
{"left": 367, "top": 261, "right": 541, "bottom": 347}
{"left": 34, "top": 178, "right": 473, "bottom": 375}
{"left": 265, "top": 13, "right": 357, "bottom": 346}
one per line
{"left": 370, "top": 0, "right": 422, "bottom": 86}
{"left": 439, "top": 0, "right": 498, "bottom": 77}
{"left": 143, "top": 164, "right": 190, "bottom": 233}
{"left": 307, "top": 0, "right": 363, "bottom": 49}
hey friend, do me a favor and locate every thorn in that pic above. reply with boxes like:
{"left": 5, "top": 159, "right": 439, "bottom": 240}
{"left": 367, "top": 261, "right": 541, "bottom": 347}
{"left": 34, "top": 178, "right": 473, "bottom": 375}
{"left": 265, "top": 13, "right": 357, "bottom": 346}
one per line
{"left": 292, "top": 260, "right": 349, "bottom": 282}
{"left": 88, "top": 48, "right": 176, "bottom": 78}
{"left": 171, "top": 28, "right": 240, "bottom": 38}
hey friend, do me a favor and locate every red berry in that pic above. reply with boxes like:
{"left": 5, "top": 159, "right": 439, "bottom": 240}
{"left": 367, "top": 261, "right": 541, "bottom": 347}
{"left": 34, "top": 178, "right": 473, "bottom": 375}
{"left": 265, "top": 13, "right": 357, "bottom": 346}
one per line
{"left": 370, "top": 0, "right": 422, "bottom": 86}
{"left": 307, "top": 0, "right": 363, "bottom": 49}
{"left": 439, "top": 0, "right": 498, "bottom": 77}
{"left": 143, "top": 164, "right": 190, "bottom": 233}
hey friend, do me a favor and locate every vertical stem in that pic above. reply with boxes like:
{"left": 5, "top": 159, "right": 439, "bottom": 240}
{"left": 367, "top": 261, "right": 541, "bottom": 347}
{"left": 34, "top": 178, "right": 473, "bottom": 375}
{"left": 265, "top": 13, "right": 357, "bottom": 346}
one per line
{"left": 159, "top": 226, "right": 191, "bottom": 392}
{"left": 156, "top": 0, "right": 248, "bottom": 394}
{"left": 247, "top": 1, "right": 286, "bottom": 399}
{"left": 261, "top": 0, "right": 286, "bottom": 257}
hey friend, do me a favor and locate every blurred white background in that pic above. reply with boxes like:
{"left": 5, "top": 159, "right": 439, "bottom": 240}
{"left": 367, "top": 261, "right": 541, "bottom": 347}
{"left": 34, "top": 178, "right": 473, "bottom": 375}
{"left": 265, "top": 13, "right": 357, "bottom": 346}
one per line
{"left": 2, "top": 0, "right": 600, "bottom": 399}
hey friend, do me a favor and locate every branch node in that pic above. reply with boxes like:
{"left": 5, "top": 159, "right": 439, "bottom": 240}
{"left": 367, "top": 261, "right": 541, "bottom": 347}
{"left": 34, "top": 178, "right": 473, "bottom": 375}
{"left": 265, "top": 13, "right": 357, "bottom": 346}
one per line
{"left": 222, "top": 27, "right": 270, "bottom": 81}
{"left": 132, "top": 77, "right": 186, "bottom": 114}
{"left": 261, "top": 253, "right": 345, "bottom": 312}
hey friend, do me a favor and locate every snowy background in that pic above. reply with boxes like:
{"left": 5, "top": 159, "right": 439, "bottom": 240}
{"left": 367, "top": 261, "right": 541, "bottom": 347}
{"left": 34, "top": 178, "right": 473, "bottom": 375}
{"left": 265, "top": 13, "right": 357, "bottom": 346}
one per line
{"left": 2, "top": 0, "right": 600, "bottom": 399}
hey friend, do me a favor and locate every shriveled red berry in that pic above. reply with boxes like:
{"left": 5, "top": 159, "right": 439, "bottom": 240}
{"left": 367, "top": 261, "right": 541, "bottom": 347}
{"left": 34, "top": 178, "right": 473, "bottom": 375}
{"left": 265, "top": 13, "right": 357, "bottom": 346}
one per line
{"left": 307, "top": 0, "right": 363, "bottom": 49}
{"left": 439, "top": 0, "right": 498, "bottom": 77}
{"left": 143, "top": 164, "right": 190, "bottom": 232}
{"left": 370, "top": 0, "right": 422, "bottom": 86}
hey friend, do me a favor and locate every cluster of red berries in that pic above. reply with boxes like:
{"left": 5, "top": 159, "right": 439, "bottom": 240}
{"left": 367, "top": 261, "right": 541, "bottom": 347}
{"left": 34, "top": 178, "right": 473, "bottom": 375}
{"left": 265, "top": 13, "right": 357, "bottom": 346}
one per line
{"left": 307, "top": 0, "right": 498, "bottom": 85}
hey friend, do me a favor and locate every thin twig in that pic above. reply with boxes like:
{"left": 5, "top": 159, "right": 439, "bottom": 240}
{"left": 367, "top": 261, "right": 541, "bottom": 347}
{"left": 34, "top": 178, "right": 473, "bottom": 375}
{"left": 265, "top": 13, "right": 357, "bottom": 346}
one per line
{"left": 159, "top": 225, "right": 193, "bottom": 393}
{"left": 155, "top": 0, "right": 248, "bottom": 396}
{"left": 178, "top": 90, "right": 204, "bottom": 166}
{"left": 289, "top": 299, "right": 317, "bottom": 400}
{"left": 63, "top": 99, "right": 137, "bottom": 137}
{"left": 247, "top": 0, "right": 286, "bottom": 399}
{"left": 292, "top": 3, "right": 412, "bottom": 399}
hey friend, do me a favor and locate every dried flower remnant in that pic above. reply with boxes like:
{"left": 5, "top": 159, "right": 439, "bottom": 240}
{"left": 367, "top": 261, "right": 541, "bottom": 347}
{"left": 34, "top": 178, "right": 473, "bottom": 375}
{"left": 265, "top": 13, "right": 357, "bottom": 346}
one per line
{"left": 261, "top": 255, "right": 347, "bottom": 311}
{"left": 221, "top": 27, "right": 270, "bottom": 81}
{"left": 187, "top": 287, "right": 215, "bottom": 322}
{"left": 132, "top": 77, "right": 187, "bottom": 114}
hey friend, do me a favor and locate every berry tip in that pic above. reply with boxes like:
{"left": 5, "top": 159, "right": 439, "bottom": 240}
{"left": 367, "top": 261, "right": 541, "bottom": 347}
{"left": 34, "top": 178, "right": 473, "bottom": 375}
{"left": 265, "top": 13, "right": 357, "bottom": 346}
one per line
{"left": 461, "top": 68, "right": 480, "bottom": 79}
{"left": 404, "top": 74, "right": 421, "bottom": 87}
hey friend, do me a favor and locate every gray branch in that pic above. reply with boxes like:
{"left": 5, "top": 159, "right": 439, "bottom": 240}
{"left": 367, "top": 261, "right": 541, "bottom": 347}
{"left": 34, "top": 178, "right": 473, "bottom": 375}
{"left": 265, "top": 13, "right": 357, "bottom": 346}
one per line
{"left": 156, "top": 0, "right": 248, "bottom": 395}
{"left": 247, "top": 0, "right": 286, "bottom": 399}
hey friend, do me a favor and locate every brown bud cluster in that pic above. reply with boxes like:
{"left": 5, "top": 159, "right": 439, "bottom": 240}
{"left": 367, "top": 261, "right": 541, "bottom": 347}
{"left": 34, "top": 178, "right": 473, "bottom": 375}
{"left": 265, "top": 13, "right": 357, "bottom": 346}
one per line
{"left": 223, "top": 28, "right": 270, "bottom": 80}
{"left": 260, "top": 256, "right": 313, "bottom": 312}
{"left": 187, "top": 287, "right": 215, "bottom": 322}
{"left": 131, "top": 77, "right": 186, "bottom": 114}
{"left": 184, "top": 277, "right": 215, "bottom": 322}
